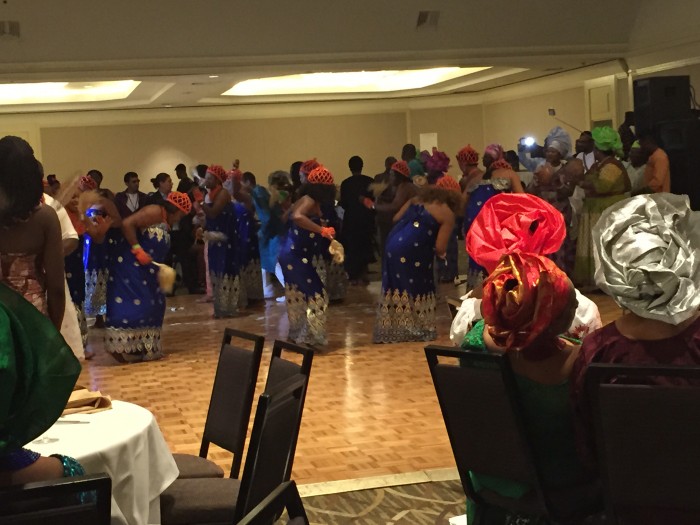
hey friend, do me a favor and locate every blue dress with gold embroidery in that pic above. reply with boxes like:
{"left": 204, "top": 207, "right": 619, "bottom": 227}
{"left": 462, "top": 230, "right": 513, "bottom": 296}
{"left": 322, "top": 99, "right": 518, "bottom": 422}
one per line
{"left": 206, "top": 201, "right": 240, "bottom": 317}
{"left": 319, "top": 203, "right": 346, "bottom": 302}
{"left": 374, "top": 204, "right": 438, "bottom": 343}
{"left": 83, "top": 208, "right": 109, "bottom": 316}
{"left": 104, "top": 227, "right": 169, "bottom": 363}
{"left": 279, "top": 217, "right": 328, "bottom": 346}
{"left": 233, "top": 202, "right": 263, "bottom": 303}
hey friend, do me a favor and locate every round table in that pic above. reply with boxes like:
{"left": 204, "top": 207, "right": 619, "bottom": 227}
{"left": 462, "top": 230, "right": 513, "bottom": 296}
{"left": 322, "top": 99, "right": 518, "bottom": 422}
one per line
{"left": 31, "top": 400, "right": 179, "bottom": 525}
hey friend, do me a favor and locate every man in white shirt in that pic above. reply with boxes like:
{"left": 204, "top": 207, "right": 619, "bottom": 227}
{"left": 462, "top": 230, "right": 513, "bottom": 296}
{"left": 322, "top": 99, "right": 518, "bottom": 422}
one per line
{"left": 574, "top": 131, "right": 595, "bottom": 173}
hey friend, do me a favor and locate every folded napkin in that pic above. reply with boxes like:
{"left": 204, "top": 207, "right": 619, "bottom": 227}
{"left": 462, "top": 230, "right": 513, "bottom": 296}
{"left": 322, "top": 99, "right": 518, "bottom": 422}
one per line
{"left": 62, "top": 386, "right": 112, "bottom": 416}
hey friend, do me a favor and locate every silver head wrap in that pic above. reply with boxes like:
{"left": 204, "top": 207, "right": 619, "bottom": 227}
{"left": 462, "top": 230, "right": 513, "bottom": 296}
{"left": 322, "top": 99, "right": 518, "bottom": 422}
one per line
{"left": 593, "top": 193, "right": 700, "bottom": 325}
{"left": 544, "top": 126, "right": 572, "bottom": 158}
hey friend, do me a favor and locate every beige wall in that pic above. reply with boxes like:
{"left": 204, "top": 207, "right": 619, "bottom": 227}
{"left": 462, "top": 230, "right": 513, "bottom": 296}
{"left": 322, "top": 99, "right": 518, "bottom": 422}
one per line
{"left": 483, "top": 87, "right": 586, "bottom": 153}
{"left": 408, "top": 105, "right": 484, "bottom": 178}
{"left": 40, "top": 112, "right": 407, "bottom": 191}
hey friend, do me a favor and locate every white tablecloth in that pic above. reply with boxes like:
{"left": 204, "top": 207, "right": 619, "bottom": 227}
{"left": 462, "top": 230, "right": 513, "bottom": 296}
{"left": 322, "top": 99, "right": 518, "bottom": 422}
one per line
{"left": 31, "top": 400, "right": 179, "bottom": 525}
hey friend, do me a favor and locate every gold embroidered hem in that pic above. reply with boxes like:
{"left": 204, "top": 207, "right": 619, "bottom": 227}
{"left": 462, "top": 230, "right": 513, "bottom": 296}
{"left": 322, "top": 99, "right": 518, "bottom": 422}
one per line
{"left": 285, "top": 284, "right": 328, "bottom": 346}
{"left": 326, "top": 259, "right": 347, "bottom": 302}
{"left": 373, "top": 289, "right": 437, "bottom": 343}
{"left": 211, "top": 272, "right": 240, "bottom": 317}
{"left": 104, "top": 326, "right": 163, "bottom": 363}
{"left": 241, "top": 260, "right": 264, "bottom": 301}
{"left": 84, "top": 269, "right": 108, "bottom": 316}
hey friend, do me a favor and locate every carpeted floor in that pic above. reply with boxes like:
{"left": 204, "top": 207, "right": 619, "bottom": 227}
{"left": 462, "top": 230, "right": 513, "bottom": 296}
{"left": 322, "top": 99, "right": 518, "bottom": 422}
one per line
{"left": 300, "top": 479, "right": 466, "bottom": 524}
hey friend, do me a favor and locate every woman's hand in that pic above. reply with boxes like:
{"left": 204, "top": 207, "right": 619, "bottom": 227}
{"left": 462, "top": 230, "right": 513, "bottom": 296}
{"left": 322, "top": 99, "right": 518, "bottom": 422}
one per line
{"left": 131, "top": 244, "right": 153, "bottom": 265}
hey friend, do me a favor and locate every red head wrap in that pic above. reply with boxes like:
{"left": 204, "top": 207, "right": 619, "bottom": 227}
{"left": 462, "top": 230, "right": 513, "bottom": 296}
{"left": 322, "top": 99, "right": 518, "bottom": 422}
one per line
{"left": 466, "top": 193, "right": 566, "bottom": 273}
{"left": 300, "top": 158, "right": 320, "bottom": 176}
{"left": 206, "top": 165, "right": 226, "bottom": 184}
{"left": 306, "top": 166, "right": 334, "bottom": 186}
{"left": 167, "top": 191, "right": 192, "bottom": 214}
{"left": 391, "top": 160, "right": 410, "bottom": 178}
{"left": 490, "top": 159, "right": 514, "bottom": 172}
{"left": 435, "top": 175, "right": 461, "bottom": 193}
{"left": 78, "top": 175, "right": 97, "bottom": 192}
{"left": 482, "top": 253, "right": 573, "bottom": 351}
{"left": 456, "top": 145, "right": 479, "bottom": 165}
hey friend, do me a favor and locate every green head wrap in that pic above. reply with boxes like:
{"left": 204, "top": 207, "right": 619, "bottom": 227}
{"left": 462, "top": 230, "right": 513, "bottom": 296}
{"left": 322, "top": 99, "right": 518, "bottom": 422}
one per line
{"left": 407, "top": 159, "right": 425, "bottom": 179}
{"left": 592, "top": 126, "right": 623, "bottom": 154}
{"left": 0, "top": 284, "right": 81, "bottom": 454}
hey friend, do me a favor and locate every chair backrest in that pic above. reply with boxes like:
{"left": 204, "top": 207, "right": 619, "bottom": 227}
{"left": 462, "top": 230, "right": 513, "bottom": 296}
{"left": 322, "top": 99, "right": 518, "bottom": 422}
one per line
{"left": 445, "top": 296, "right": 462, "bottom": 320}
{"left": 264, "top": 340, "right": 314, "bottom": 483}
{"left": 586, "top": 363, "right": 700, "bottom": 520}
{"left": 236, "top": 480, "right": 309, "bottom": 525}
{"left": 424, "top": 345, "right": 548, "bottom": 515}
{"left": 0, "top": 473, "right": 111, "bottom": 524}
{"left": 234, "top": 376, "right": 308, "bottom": 523}
{"left": 201, "top": 328, "right": 264, "bottom": 478}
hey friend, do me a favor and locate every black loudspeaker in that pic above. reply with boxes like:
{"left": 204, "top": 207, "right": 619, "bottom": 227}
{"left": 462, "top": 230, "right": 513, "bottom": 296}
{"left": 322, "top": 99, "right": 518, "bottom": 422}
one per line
{"left": 634, "top": 76, "right": 691, "bottom": 134}
{"left": 656, "top": 118, "right": 700, "bottom": 210}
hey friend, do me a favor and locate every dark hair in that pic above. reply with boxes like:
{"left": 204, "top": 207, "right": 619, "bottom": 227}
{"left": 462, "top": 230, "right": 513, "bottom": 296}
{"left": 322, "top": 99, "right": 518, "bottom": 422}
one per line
{"left": 504, "top": 150, "right": 520, "bottom": 171}
{"left": 161, "top": 201, "right": 179, "bottom": 215}
{"left": 151, "top": 172, "right": 170, "bottom": 189}
{"left": 175, "top": 163, "right": 186, "bottom": 172}
{"left": 123, "top": 171, "right": 138, "bottom": 184}
{"left": 401, "top": 144, "right": 417, "bottom": 161}
{"left": 195, "top": 164, "right": 208, "bottom": 178}
{"left": 637, "top": 130, "right": 659, "bottom": 145}
{"left": 580, "top": 131, "right": 593, "bottom": 138}
{"left": 87, "top": 169, "right": 103, "bottom": 185}
{"left": 47, "top": 174, "right": 59, "bottom": 185}
{"left": 302, "top": 182, "right": 336, "bottom": 205}
{"left": 0, "top": 136, "right": 43, "bottom": 227}
{"left": 348, "top": 155, "right": 363, "bottom": 173}
{"left": 242, "top": 171, "right": 256, "bottom": 185}
{"left": 290, "top": 161, "right": 303, "bottom": 187}
{"left": 418, "top": 186, "right": 462, "bottom": 215}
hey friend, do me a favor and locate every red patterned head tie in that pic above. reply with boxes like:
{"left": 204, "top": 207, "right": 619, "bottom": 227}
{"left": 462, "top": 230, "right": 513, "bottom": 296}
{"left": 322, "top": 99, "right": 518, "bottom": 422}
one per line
{"left": 78, "top": 175, "right": 98, "bottom": 192}
{"left": 206, "top": 165, "right": 227, "bottom": 184}
{"left": 300, "top": 158, "right": 320, "bottom": 176}
{"left": 306, "top": 166, "right": 335, "bottom": 186}
{"left": 435, "top": 175, "right": 461, "bottom": 194}
{"left": 456, "top": 145, "right": 479, "bottom": 165}
{"left": 482, "top": 253, "right": 573, "bottom": 351}
{"left": 391, "top": 160, "right": 410, "bottom": 178}
{"left": 167, "top": 191, "right": 192, "bottom": 214}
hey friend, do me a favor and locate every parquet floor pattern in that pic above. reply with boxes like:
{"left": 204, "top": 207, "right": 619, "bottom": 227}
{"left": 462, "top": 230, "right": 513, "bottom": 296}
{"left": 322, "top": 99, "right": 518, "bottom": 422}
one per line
{"left": 79, "top": 282, "right": 622, "bottom": 485}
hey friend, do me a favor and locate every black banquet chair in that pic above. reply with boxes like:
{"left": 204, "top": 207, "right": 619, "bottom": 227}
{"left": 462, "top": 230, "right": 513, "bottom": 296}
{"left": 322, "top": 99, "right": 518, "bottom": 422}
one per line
{"left": 173, "top": 328, "right": 264, "bottom": 480}
{"left": 237, "top": 480, "right": 309, "bottom": 525}
{"left": 425, "top": 345, "right": 601, "bottom": 524}
{"left": 0, "top": 473, "right": 111, "bottom": 525}
{"left": 586, "top": 363, "right": 700, "bottom": 524}
{"left": 160, "top": 375, "right": 309, "bottom": 525}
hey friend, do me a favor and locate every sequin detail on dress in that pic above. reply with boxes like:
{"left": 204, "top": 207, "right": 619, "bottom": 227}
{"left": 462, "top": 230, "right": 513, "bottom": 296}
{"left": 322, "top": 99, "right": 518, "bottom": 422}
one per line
{"left": 0, "top": 253, "right": 47, "bottom": 314}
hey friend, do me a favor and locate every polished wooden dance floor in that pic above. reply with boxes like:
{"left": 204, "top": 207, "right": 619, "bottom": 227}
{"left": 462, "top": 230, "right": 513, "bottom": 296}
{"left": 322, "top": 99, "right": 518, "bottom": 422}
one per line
{"left": 79, "top": 282, "right": 622, "bottom": 485}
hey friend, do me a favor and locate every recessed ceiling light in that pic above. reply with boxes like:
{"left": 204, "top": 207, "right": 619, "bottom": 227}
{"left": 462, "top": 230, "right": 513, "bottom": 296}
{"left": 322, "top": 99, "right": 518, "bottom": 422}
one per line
{"left": 208, "top": 75, "right": 219, "bottom": 79}
{"left": 223, "top": 67, "right": 490, "bottom": 96}
{"left": 0, "top": 80, "right": 140, "bottom": 105}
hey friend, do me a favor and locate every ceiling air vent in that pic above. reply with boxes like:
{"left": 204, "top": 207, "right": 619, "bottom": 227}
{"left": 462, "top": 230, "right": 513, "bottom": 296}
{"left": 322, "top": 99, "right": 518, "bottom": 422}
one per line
{"left": 0, "top": 21, "right": 20, "bottom": 39}
{"left": 416, "top": 11, "right": 440, "bottom": 30}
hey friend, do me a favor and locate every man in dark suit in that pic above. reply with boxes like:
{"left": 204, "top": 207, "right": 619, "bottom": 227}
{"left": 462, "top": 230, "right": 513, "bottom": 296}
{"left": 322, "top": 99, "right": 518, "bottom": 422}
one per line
{"left": 114, "top": 171, "right": 149, "bottom": 218}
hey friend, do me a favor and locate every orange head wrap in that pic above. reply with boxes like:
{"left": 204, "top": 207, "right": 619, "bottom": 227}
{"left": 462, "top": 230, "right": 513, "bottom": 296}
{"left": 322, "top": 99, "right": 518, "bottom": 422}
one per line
{"left": 435, "top": 175, "right": 461, "bottom": 193}
{"left": 166, "top": 191, "right": 192, "bottom": 214}
{"left": 306, "top": 166, "right": 334, "bottom": 185}
{"left": 206, "top": 165, "right": 226, "bottom": 184}
{"left": 300, "top": 158, "right": 320, "bottom": 176}
{"left": 391, "top": 160, "right": 410, "bottom": 178}
{"left": 456, "top": 145, "right": 479, "bottom": 165}
{"left": 466, "top": 193, "right": 566, "bottom": 273}
{"left": 482, "top": 253, "right": 574, "bottom": 351}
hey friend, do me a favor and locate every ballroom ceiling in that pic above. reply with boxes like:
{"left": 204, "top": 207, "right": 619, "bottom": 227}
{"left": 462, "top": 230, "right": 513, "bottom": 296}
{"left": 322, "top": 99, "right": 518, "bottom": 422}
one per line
{"left": 0, "top": 0, "right": 690, "bottom": 113}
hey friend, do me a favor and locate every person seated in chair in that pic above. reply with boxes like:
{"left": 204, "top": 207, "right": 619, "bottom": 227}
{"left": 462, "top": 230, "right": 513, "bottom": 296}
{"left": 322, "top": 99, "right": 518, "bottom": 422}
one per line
{"left": 0, "top": 283, "right": 84, "bottom": 488}
{"left": 461, "top": 253, "right": 592, "bottom": 524}
{"left": 570, "top": 193, "right": 700, "bottom": 524}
